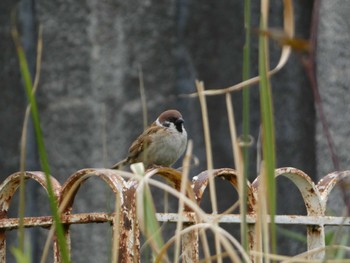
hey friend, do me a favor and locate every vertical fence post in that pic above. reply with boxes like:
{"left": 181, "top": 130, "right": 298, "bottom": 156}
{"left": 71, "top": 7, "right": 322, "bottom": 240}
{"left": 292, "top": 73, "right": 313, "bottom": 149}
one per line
{"left": 181, "top": 213, "right": 199, "bottom": 263}
{"left": 119, "top": 181, "right": 140, "bottom": 263}
{"left": 0, "top": 219, "right": 6, "bottom": 263}
{"left": 315, "top": 170, "right": 350, "bottom": 260}
{"left": 53, "top": 232, "right": 64, "bottom": 263}
{"left": 274, "top": 168, "right": 326, "bottom": 260}
{"left": 58, "top": 168, "right": 139, "bottom": 263}
{"left": 307, "top": 224, "right": 325, "bottom": 259}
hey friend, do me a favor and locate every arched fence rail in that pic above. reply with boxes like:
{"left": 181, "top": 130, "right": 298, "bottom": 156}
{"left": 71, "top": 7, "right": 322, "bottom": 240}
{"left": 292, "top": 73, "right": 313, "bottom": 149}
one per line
{"left": 0, "top": 167, "right": 349, "bottom": 262}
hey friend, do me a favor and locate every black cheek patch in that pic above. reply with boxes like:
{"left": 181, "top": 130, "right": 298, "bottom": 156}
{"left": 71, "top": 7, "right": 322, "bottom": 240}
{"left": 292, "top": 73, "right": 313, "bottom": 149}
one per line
{"left": 174, "top": 118, "right": 184, "bottom": 133}
{"left": 175, "top": 123, "right": 183, "bottom": 133}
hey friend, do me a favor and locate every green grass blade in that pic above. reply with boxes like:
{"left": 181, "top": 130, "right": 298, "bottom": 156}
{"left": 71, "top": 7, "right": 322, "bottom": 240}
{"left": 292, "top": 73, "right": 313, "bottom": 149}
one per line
{"left": 132, "top": 163, "right": 165, "bottom": 262}
{"left": 144, "top": 185, "right": 165, "bottom": 253}
{"left": 241, "top": 0, "right": 252, "bottom": 255}
{"left": 12, "top": 24, "right": 70, "bottom": 263}
{"left": 11, "top": 247, "right": 31, "bottom": 263}
{"left": 258, "top": 16, "right": 277, "bottom": 255}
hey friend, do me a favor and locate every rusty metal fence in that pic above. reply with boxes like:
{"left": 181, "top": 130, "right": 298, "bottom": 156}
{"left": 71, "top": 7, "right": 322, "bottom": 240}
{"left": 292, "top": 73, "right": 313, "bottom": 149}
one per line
{"left": 0, "top": 167, "right": 349, "bottom": 262}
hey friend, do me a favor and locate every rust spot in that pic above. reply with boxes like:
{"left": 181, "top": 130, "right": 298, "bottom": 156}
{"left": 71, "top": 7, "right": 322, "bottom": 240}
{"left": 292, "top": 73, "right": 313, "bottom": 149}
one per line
{"left": 123, "top": 214, "right": 132, "bottom": 230}
{"left": 309, "top": 225, "right": 322, "bottom": 234}
{"left": 0, "top": 211, "right": 7, "bottom": 218}
{"left": 308, "top": 188, "right": 315, "bottom": 194}
{"left": 118, "top": 229, "right": 129, "bottom": 262}
{"left": 124, "top": 187, "right": 136, "bottom": 211}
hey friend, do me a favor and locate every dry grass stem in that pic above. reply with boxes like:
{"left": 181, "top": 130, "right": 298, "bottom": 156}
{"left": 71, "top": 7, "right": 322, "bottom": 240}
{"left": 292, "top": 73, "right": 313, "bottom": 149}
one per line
{"left": 173, "top": 140, "right": 193, "bottom": 262}
{"left": 156, "top": 223, "right": 250, "bottom": 263}
{"left": 281, "top": 245, "right": 350, "bottom": 263}
{"left": 111, "top": 193, "right": 121, "bottom": 263}
{"left": 258, "top": 163, "right": 271, "bottom": 263}
{"left": 196, "top": 80, "right": 222, "bottom": 262}
{"left": 183, "top": 0, "right": 294, "bottom": 99}
{"left": 225, "top": 93, "right": 248, "bottom": 250}
{"left": 138, "top": 64, "right": 148, "bottom": 130}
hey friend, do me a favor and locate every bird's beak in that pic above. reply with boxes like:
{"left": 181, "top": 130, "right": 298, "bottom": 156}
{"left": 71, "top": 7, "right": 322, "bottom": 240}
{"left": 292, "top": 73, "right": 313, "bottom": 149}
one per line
{"left": 175, "top": 118, "right": 184, "bottom": 125}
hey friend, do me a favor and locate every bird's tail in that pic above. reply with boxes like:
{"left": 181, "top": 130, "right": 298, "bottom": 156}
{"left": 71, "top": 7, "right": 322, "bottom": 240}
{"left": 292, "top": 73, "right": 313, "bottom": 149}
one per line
{"left": 111, "top": 158, "right": 128, "bottom": 170}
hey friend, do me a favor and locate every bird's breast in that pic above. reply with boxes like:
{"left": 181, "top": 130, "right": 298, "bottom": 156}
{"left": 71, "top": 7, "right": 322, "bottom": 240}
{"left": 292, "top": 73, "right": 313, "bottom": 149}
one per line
{"left": 146, "top": 129, "right": 187, "bottom": 166}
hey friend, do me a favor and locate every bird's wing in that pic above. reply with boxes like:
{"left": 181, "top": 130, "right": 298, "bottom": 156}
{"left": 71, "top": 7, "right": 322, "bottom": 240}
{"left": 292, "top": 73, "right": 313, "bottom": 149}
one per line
{"left": 127, "top": 124, "right": 160, "bottom": 163}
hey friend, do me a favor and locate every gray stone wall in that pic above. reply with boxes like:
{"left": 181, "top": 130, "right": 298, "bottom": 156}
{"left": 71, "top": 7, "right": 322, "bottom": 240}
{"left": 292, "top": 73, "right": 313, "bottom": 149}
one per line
{"left": 316, "top": 0, "right": 350, "bottom": 241}
{"left": 1, "top": 0, "right": 348, "bottom": 261}
{"left": 317, "top": 0, "right": 350, "bottom": 176}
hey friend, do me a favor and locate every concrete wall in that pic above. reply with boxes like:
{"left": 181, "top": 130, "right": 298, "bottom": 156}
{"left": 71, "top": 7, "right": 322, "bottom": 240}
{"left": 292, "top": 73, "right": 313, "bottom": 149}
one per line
{"left": 1, "top": 0, "right": 348, "bottom": 261}
{"left": 317, "top": 0, "right": 350, "bottom": 176}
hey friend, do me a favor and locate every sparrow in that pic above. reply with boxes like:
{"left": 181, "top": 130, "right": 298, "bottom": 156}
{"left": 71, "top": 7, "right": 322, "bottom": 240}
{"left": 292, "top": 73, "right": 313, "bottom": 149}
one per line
{"left": 111, "top": 109, "right": 188, "bottom": 169}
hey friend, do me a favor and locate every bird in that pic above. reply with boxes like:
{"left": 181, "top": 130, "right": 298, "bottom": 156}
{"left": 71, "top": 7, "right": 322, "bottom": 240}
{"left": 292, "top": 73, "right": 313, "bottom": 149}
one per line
{"left": 111, "top": 109, "right": 188, "bottom": 169}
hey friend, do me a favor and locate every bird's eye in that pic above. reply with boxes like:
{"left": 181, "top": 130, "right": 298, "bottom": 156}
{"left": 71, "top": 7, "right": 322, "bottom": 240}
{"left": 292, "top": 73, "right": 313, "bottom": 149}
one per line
{"left": 163, "top": 121, "right": 170, "bottom": 127}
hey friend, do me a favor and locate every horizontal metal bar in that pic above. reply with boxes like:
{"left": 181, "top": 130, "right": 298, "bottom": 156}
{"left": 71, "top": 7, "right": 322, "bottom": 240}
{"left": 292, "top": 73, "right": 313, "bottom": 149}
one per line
{"left": 156, "top": 213, "right": 350, "bottom": 226}
{"left": 0, "top": 213, "right": 349, "bottom": 230}
{"left": 0, "top": 213, "right": 113, "bottom": 230}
